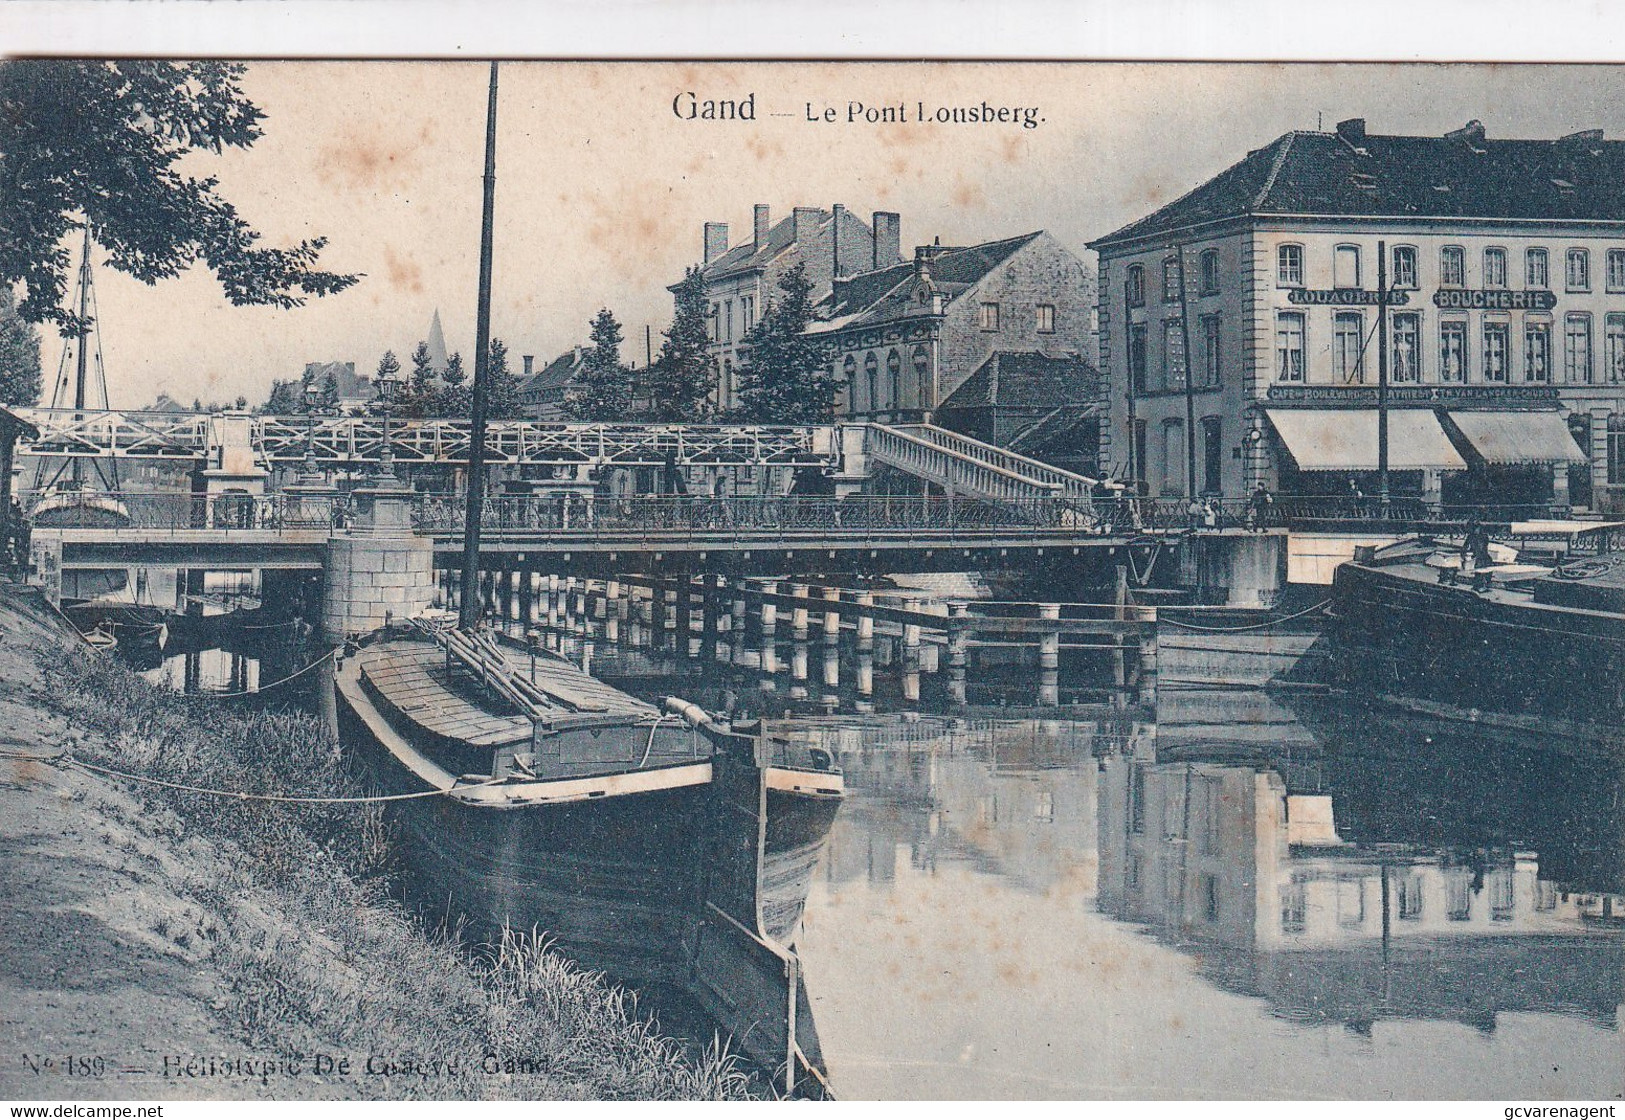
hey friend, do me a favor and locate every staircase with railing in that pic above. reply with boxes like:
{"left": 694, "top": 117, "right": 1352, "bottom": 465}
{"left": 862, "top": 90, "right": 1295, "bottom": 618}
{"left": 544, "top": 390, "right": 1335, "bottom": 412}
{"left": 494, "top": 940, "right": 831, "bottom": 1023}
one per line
{"left": 862, "top": 423, "right": 1098, "bottom": 507}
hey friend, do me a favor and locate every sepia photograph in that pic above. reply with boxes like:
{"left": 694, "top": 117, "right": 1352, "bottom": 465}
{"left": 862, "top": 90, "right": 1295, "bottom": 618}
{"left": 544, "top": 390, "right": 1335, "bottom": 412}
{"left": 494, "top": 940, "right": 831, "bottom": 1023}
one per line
{"left": 0, "top": 42, "right": 1621, "bottom": 1104}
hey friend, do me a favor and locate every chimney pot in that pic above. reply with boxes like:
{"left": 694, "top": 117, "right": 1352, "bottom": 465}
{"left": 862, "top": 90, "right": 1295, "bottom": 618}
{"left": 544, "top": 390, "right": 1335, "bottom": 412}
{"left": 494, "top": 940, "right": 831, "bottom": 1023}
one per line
{"left": 522, "top": 354, "right": 534, "bottom": 377}
{"left": 753, "top": 204, "right": 770, "bottom": 247}
{"left": 832, "top": 203, "right": 846, "bottom": 278}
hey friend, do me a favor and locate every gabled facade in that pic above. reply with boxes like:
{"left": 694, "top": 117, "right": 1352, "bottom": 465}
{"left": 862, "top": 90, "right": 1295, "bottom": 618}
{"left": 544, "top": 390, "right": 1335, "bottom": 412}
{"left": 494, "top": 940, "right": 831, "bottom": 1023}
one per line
{"left": 807, "top": 231, "right": 1097, "bottom": 430}
{"left": 1089, "top": 119, "right": 1625, "bottom": 513}
{"left": 678, "top": 204, "right": 903, "bottom": 411}
{"left": 517, "top": 347, "right": 587, "bottom": 421}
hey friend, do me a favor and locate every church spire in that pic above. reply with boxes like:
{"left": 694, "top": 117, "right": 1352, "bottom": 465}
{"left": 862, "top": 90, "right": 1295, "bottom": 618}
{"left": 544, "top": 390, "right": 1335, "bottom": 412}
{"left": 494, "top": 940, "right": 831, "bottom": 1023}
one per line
{"left": 425, "top": 309, "right": 449, "bottom": 374}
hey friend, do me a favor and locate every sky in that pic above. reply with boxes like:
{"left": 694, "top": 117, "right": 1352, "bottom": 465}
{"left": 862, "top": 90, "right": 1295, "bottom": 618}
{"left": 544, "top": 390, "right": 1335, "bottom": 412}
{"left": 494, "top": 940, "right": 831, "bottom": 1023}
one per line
{"left": 38, "top": 60, "right": 1625, "bottom": 410}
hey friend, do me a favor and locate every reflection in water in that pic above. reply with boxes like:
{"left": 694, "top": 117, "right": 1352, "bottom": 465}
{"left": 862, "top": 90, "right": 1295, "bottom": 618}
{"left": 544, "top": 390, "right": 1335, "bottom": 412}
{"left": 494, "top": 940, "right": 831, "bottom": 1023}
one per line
{"left": 505, "top": 575, "right": 1624, "bottom": 1099}
{"left": 784, "top": 701, "right": 1624, "bottom": 1099}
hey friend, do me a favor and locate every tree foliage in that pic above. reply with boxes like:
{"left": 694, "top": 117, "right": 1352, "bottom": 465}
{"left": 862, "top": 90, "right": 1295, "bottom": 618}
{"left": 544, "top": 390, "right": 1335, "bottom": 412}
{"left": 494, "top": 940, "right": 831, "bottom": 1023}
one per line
{"left": 734, "top": 263, "right": 837, "bottom": 423}
{"left": 0, "top": 285, "right": 42, "bottom": 406}
{"left": 567, "top": 309, "right": 631, "bottom": 421}
{"left": 644, "top": 266, "right": 716, "bottom": 422}
{"left": 436, "top": 352, "right": 470, "bottom": 418}
{"left": 0, "top": 59, "right": 358, "bottom": 331}
{"left": 400, "top": 341, "right": 437, "bottom": 418}
{"left": 483, "top": 337, "right": 522, "bottom": 420}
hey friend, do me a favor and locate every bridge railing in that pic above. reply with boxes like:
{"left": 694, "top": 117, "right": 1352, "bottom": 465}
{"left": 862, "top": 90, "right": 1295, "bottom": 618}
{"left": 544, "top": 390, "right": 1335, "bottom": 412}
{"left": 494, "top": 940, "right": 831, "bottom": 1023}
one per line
{"left": 18, "top": 489, "right": 342, "bottom": 531}
{"left": 886, "top": 424, "right": 1099, "bottom": 500}
{"left": 862, "top": 424, "right": 1076, "bottom": 505}
{"left": 414, "top": 493, "right": 1103, "bottom": 537}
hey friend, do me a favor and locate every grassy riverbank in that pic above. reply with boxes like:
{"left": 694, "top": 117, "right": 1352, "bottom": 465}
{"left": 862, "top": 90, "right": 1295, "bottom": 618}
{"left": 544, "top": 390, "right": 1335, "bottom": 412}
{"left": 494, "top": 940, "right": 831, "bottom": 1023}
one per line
{"left": 0, "top": 585, "right": 759, "bottom": 1101}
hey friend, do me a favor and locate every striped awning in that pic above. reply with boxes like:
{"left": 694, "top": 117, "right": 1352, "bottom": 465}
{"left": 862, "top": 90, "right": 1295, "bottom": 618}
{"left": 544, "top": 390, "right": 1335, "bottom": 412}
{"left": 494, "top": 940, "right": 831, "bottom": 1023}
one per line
{"left": 1447, "top": 410, "right": 1588, "bottom": 465}
{"left": 1265, "top": 409, "right": 1467, "bottom": 472}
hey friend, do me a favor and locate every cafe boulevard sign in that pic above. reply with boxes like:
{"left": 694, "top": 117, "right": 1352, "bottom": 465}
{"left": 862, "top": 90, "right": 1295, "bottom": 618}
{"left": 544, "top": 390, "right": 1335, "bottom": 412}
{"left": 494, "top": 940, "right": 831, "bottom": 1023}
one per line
{"left": 1432, "top": 288, "right": 1558, "bottom": 310}
{"left": 1287, "top": 288, "right": 1410, "bottom": 306}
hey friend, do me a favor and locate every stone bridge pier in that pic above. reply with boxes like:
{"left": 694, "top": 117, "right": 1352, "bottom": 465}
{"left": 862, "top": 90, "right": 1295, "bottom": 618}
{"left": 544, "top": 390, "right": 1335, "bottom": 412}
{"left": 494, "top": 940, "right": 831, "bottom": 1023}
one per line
{"left": 321, "top": 480, "right": 437, "bottom": 642}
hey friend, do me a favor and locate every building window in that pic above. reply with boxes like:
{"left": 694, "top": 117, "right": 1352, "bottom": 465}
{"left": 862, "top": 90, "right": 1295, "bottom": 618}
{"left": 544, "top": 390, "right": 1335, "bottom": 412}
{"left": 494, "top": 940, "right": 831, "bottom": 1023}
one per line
{"left": 1439, "top": 320, "right": 1468, "bottom": 383}
{"left": 1609, "top": 415, "right": 1625, "bottom": 486}
{"left": 980, "top": 302, "right": 1000, "bottom": 331}
{"left": 707, "top": 302, "right": 720, "bottom": 341}
{"left": 1200, "top": 249, "right": 1220, "bottom": 295}
{"left": 1163, "top": 256, "right": 1183, "bottom": 303}
{"left": 742, "top": 295, "right": 756, "bottom": 333}
{"left": 1036, "top": 304, "right": 1055, "bottom": 333}
{"left": 1391, "top": 245, "right": 1418, "bottom": 289}
{"left": 864, "top": 351, "right": 878, "bottom": 407}
{"left": 1275, "top": 312, "right": 1305, "bottom": 382}
{"left": 1609, "top": 249, "right": 1625, "bottom": 293}
{"left": 1126, "top": 264, "right": 1145, "bottom": 308}
{"left": 1567, "top": 248, "right": 1591, "bottom": 292}
{"left": 1127, "top": 322, "right": 1148, "bottom": 395}
{"left": 1565, "top": 313, "right": 1593, "bottom": 384}
{"left": 1525, "top": 319, "right": 1552, "bottom": 383}
{"left": 1201, "top": 416, "right": 1222, "bottom": 494}
{"left": 1200, "top": 313, "right": 1221, "bottom": 389}
{"left": 1128, "top": 764, "right": 1146, "bottom": 833}
{"left": 1333, "top": 244, "right": 1361, "bottom": 289}
{"left": 1333, "top": 311, "right": 1364, "bottom": 383}
{"left": 1392, "top": 312, "right": 1421, "bottom": 383}
{"left": 1607, "top": 314, "right": 1625, "bottom": 383}
{"left": 886, "top": 348, "right": 902, "bottom": 406}
{"left": 723, "top": 299, "right": 734, "bottom": 342}
{"left": 912, "top": 344, "right": 930, "bottom": 404}
{"left": 1163, "top": 318, "right": 1186, "bottom": 391}
{"left": 1440, "top": 245, "right": 1465, "bottom": 288}
{"left": 1483, "top": 247, "right": 1508, "bottom": 289}
{"left": 1396, "top": 874, "right": 1424, "bottom": 921}
{"left": 1483, "top": 321, "right": 1510, "bottom": 383}
{"left": 843, "top": 355, "right": 859, "bottom": 409}
{"left": 1277, "top": 244, "right": 1304, "bottom": 287}
{"left": 1160, "top": 418, "right": 1186, "bottom": 497}
{"left": 1527, "top": 247, "right": 1550, "bottom": 288}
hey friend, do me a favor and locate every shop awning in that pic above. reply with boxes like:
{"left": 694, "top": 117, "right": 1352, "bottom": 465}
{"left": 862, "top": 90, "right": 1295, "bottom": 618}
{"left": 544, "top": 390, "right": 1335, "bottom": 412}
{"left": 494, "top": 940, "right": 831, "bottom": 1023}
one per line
{"left": 1264, "top": 408, "right": 1467, "bottom": 472}
{"left": 1446, "top": 410, "right": 1588, "bottom": 465}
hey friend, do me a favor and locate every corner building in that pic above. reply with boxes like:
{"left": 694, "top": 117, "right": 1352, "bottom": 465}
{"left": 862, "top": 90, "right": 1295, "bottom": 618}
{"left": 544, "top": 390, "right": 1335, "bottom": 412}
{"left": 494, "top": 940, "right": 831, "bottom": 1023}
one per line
{"left": 1089, "top": 119, "right": 1625, "bottom": 514}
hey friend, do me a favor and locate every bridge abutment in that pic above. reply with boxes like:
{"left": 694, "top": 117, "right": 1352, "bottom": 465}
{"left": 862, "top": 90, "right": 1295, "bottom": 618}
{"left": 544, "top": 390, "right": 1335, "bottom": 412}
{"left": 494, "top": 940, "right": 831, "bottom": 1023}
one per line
{"left": 321, "top": 484, "right": 436, "bottom": 642}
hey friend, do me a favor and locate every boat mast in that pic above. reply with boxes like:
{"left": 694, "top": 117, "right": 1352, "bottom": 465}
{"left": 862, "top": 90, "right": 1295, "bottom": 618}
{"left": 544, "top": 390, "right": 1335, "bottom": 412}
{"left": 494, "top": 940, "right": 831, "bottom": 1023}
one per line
{"left": 459, "top": 62, "right": 499, "bottom": 630}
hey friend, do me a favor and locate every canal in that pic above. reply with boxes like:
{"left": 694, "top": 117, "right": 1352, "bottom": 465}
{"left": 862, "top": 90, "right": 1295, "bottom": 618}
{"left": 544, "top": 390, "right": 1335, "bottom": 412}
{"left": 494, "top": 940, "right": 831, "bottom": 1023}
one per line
{"left": 120, "top": 573, "right": 1625, "bottom": 1100}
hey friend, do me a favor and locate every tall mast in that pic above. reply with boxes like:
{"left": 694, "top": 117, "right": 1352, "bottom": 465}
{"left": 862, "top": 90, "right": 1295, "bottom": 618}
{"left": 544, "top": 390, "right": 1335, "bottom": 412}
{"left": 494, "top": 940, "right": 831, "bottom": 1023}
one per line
{"left": 459, "top": 62, "right": 499, "bottom": 629}
{"left": 71, "top": 227, "right": 92, "bottom": 487}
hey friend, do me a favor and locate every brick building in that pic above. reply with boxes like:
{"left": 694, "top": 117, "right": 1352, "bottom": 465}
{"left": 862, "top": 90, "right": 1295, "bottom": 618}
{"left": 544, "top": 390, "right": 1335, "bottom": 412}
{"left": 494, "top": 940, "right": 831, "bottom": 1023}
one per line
{"left": 680, "top": 204, "right": 903, "bottom": 411}
{"left": 806, "top": 231, "right": 1098, "bottom": 461}
{"left": 1089, "top": 119, "right": 1625, "bottom": 514}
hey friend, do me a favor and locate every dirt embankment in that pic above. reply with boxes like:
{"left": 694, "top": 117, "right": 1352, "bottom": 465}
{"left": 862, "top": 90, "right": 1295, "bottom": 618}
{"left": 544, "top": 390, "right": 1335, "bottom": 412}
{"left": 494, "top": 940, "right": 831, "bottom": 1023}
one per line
{"left": 0, "top": 583, "right": 754, "bottom": 1102}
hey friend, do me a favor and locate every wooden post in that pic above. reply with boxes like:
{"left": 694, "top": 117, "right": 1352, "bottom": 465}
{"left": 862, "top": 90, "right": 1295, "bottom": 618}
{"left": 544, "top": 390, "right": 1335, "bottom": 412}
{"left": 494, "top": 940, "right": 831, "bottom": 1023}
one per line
{"left": 1038, "top": 602, "right": 1061, "bottom": 707}
{"left": 1137, "top": 608, "right": 1159, "bottom": 706}
{"left": 902, "top": 596, "right": 922, "bottom": 707}
{"left": 1113, "top": 565, "right": 1129, "bottom": 691}
{"left": 947, "top": 600, "right": 969, "bottom": 706}
{"left": 789, "top": 582, "right": 809, "bottom": 699}
{"left": 730, "top": 582, "right": 748, "bottom": 665}
{"left": 759, "top": 579, "right": 778, "bottom": 686}
{"left": 822, "top": 587, "right": 841, "bottom": 691}
{"left": 604, "top": 579, "right": 621, "bottom": 643}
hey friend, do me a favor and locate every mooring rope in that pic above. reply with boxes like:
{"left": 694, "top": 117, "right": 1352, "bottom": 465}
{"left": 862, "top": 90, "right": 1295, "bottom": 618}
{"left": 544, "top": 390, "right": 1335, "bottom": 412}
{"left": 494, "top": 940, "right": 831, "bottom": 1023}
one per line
{"left": 189, "top": 647, "right": 341, "bottom": 698}
{"left": 0, "top": 746, "right": 508, "bottom": 805}
{"left": 1158, "top": 598, "right": 1333, "bottom": 633}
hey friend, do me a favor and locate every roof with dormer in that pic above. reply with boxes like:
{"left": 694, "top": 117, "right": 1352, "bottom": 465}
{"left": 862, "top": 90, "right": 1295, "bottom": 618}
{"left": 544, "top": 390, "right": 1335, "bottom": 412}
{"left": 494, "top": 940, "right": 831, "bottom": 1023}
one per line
{"left": 1089, "top": 122, "right": 1625, "bottom": 251}
{"left": 808, "top": 231, "right": 1045, "bottom": 335}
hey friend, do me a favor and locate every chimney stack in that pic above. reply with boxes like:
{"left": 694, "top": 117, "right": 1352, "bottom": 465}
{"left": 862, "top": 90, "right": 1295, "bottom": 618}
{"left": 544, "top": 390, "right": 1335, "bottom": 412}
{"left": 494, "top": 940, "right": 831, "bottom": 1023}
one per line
{"left": 831, "top": 203, "right": 846, "bottom": 278}
{"left": 792, "top": 207, "right": 821, "bottom": 246}
{"left": 703, "top": 221, "right": 729, "bottom": 265}
{"left": 872, "top": 211, "right": 902, "bottom": 269}
{"left": 1446, "top": 120, "right": 1487, "bottom": 151}
{"left": 522, "top": 354, "right": 534, "bottom": 378}
{"left": 753, "top": 204, "right": 771, "bottom": 247}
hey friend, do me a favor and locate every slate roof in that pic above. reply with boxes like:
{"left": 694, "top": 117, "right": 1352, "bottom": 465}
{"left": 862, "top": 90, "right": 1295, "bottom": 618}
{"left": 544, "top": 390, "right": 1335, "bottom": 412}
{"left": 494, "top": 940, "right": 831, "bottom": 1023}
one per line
{"left": 938, "top": 350, "right": 1099, "bottom": 412}
{"left": 518, "top": 348, "right": 586, "bottom": 399}
{"left": 812, "top": 232, "right": 1044, "bottom": 333}
{"left": 694, "top": 207, "right": 882, "bottom": 284}
{"left": 306, "top": 361, "right": 370, "bottom": 402}
{"left": 1090, "top": 123, "right": 1625, "bottom": 249}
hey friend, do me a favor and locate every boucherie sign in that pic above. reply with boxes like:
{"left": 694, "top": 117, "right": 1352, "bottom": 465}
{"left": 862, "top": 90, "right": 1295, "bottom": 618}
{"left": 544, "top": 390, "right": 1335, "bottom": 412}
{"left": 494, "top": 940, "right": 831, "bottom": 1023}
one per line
{"left": 1432, "top": 289, "right": 1558, "bottom": 310}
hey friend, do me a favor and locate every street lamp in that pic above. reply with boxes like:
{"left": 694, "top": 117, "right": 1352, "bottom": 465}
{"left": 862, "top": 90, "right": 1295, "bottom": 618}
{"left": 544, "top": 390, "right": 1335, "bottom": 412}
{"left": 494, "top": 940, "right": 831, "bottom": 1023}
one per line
{"left": 302, "top": 379, "right": 324, "bottom": 480}
{"left": 374, "top": 365, "right": 403, "bottom": 484}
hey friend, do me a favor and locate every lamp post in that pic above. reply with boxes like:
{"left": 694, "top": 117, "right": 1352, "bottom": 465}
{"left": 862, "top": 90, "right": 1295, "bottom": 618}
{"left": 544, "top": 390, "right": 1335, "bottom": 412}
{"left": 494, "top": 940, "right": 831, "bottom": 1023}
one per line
{"left": 302, "top": 380, "right": 324, "bottom": 481}
{"left": 374, "top": 365, "right": 403, "bottom": 485}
